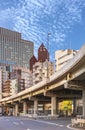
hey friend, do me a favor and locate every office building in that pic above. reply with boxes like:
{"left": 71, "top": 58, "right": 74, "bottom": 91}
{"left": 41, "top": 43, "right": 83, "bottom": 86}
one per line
{"left": 14, "top": 66, "right": 33, "bottom": 89}
{"left": 0, "top": 27, "right": 34, "bottom": 68}
{"left": 55, "top": 49, "right": 78, "bottom": 71}
{"left": 38, "top": 43, "right": 49, "bottom": 62}
{"left": 33, "top": 61, "right": 54, "bottom": 85}
{"left": 10, "top": 79, "right": 18, "bottom": 95}
{"left": 30, "top": 43, "right": 54, "bottom": 85}
{"left": 30, "top": 55, "right": 38, "bottom": 72}
{"left": 0, "top": 66, "right": 10, "bottom": 98}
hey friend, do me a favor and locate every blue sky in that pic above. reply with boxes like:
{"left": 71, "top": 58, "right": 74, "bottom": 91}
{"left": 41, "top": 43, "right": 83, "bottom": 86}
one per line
{"left": 0, "top": 0, "right": 85, "bottom": 61}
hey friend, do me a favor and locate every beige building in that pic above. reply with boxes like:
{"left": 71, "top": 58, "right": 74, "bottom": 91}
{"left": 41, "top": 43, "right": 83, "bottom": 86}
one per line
{"left": 0, "top": 27, "right": 34, "bottom": 68}
{"left": 10, "top": 79, "right": 18, "bottom": 95}
{"left": 2, "top": 80, "right": 10, "bottom": 97}
{"left": 55, "top": 49, "right": 78, "bottom": 71}
{"left": 14, "top": 66, "right": 33, "bottom": 89}
{"left": 20, "top": 67, "right": 33, "bottom": 88}
{"left": 0, "top": 66, "right": 10, "bottom": 98}
{"left": 33, "top": 60, "right": 54, "bottom": 85}
{"left": 0, "top": 65, "right": 33, "bottom": 98}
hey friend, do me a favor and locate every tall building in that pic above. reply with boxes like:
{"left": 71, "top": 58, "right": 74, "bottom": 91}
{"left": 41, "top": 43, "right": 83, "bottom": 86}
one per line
{"left": 20, "top": 68, "right": 33, "bottom": 88}
{"left": 30, "top": 43, "right": 54, "bottom": 85}
{"left": 0, "top": 27, "right": 34, "bottom": 68}
{"left": 10, "top": 79, "right": 18, "bottom": 95}
{"left": 33, "top": 61, "right": 54, "bottom": 85}
{"left": 55, "top": 49, "right": 78, "bottom": 71}
{"left": 38, "top": 43, "right": 49, "bottom": 62}
{"left": 30, "top": 55, "right": 38, "bottom": 72}
{"left": 14, "top": 66, "right": 33, "bottom": 89}
{"left": 0, "top": 66, "right": 10, "bottom": 98}
{"left": 2, "top": 80, "right": 10, "bottom": 98}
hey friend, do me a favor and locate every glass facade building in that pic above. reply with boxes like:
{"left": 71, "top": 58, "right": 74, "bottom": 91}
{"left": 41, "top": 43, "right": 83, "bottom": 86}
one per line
{"left": 0, "top": 27, "right": 34, "bottom": 68}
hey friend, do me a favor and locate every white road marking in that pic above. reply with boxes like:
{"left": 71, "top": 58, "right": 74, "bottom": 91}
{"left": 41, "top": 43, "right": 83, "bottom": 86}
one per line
{"left": 13, "top": 122, "right": 19, "bottom": 125}
{"left": 18, "top": 117, "right": 64, "bottom": 127}
{"left": 59, "top": 124, "right": 64, "bottom": 127}
{"left": 67, "top": 124, "right": 79, "bottom": 130}
{"left": 34, "top": 120, "right": 64, "bottom": 127}
{"left": 27, "top": 129, "right": 31, "bottom": 130}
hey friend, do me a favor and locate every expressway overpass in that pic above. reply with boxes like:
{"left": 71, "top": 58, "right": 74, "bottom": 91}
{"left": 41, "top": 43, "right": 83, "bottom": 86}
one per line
{"left": 0, "top": 44, "right": 85, "bottom": 117}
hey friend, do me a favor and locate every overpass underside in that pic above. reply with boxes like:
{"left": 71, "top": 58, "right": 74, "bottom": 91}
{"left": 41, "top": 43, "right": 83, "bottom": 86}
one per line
{"left": 1, "top": 86, "right": 83, "bottom": 117}
{"left": 0, "top": 44, "right": 85, "bottom": 117}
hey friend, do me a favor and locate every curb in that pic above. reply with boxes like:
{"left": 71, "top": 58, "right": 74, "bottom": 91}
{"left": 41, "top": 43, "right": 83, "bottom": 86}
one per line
{"left": 67, "top": 124, "right": 85, "bottom": 130}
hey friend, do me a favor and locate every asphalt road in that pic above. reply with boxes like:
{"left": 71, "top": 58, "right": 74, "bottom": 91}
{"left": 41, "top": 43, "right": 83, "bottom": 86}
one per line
{"left": 0, "top": 116, "right": 73, "bottom": 130}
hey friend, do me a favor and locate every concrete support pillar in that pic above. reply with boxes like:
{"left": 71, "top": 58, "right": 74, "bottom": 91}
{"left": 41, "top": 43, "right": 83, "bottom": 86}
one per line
{"left": 43, "top": 103, "right": 45, "bottom": 114}
{"left": 2, "top": 104, "right": 4, "bottom": 115}
{"left": 73, "top": 99, "right": 76, "bottom": 116}
{"left": 23, "top": 102, "right": 27, "bottom": 115}
{"left": 13, "top": 106, "right": 15, "bottom": 116}
{"left": 51, "top": 96, "right": 56, "bottom": 116}
{"left": 34, "top": 99, "right": 38, "bottom": 115}
{"left": 82, "top": 89, "right": 85, "bottom": 116}
{"left": 15, "top": 103, "right": 19, "bottom": 116}
{"left": 56, "top": 98, "right": 58, "bottom": 114}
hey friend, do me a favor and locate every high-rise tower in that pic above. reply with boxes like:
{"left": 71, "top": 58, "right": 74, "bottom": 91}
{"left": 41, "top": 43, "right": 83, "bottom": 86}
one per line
{"left": 0, "top": 27, "right": 34, "bottom": 68}
{"left": 38, "top": 43, "right": 49, "bottom": 62}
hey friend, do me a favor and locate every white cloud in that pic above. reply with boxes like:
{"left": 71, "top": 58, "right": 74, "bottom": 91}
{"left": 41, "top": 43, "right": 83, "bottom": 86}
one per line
{"left": 0, "top": 0, "right": 85, "bottom": 60}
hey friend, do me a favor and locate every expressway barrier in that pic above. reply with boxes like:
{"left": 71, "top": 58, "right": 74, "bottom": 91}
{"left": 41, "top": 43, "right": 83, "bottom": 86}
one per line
{"left": 71, "top": 115, "right": 85, "bottom": 128}
{"left": 19, "top": 113, "right": 59, "bottom": 120}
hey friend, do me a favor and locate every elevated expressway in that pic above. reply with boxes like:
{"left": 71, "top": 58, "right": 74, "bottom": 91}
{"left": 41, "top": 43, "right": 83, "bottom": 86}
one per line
{"left": 0, "top": 44, "right": 85, "bottom": 116}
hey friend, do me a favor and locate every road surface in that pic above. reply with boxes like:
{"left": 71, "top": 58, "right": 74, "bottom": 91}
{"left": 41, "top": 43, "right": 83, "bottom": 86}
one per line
{"left": 0, "top": 116, "right": 73, "bottom": 130}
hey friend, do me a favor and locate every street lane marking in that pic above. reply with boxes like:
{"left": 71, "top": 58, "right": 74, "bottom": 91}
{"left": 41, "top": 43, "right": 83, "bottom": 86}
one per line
{"left": 33, "top": 120, "right": 64, "bottom": 127}
{"left": 17, "top": 117, "right": 64, "bottom": 127}
{"left": 59, "top": 124, "right": 64, "bottom": 127}
{"left": 14, "top": 117, "right": 64, "bottom": 128}
{"left": 13, "top": 122, "right": 19, "bottom": 125}
{"left": 67, "top": 124, "right": 79, "bottom": 130}
{"left": 27, "top": 129, "right": 31, "bottom": 130}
